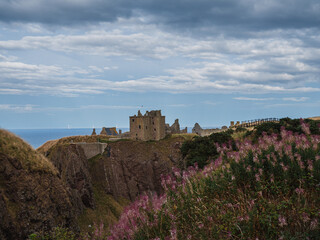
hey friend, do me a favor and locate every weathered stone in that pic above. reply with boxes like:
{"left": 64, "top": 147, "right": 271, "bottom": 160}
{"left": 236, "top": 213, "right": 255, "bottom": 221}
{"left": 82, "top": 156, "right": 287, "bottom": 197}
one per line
{"left": 91, "top": 128, "right": 97, "bottom": 136}
{"left": 170, "top": 119, "right": 180, "bottom": 134}
{"left": 47, "top": 144, "right": 95, "bottom": 211}
{"left": 130, "top": 110, "right": 166, "bottom": 141}
{"left": 192, "top": 123, "right": 202, "bottom": 135}
{"left": 89, "top": 137, "right": 184, "bottom": 201}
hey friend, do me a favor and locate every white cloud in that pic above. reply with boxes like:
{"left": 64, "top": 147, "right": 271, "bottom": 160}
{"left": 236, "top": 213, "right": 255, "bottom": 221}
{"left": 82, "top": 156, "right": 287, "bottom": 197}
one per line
{"left": 234, "top": 97, "right": 274, "bottom": 101}
{"left": 0, "top": 57, "right": 319, "bottom": 97}
{"left": 0, "top": 104, "right": 35, "bottom": 112}
{"left": 283, "top": 97, "right": 309, "bottom": 102}
{"left": 0, "top": 22, "right": 319, "bottom": 96}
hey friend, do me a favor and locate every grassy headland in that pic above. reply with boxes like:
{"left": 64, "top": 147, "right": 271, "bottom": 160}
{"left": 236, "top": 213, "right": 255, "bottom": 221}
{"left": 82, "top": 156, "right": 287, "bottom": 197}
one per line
{"left": 0, "top": 129, "right": 57, "bottom": 174}
{"left": 108, "top": 118, "right": 320, "bottom": 239}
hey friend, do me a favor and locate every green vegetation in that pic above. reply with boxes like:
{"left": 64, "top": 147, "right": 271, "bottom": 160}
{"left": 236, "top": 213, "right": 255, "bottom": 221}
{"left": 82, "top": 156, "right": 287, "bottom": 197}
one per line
{"left": 181, "top": 131, "right": 236, "bottom": 169}
{"left": 17, "top": 118, "right": 320, "bottom": 239}
{"left": 77, "top": 154, "right": 129, "bottom": 235}
{"left": 0, "top": 129, "right": 57, "bottom": 174}
{"left": 28, "top": 227, "right": 76, "bottom": 240}
{"left": 107, "top": 119, "right": 320, "bottom": 239}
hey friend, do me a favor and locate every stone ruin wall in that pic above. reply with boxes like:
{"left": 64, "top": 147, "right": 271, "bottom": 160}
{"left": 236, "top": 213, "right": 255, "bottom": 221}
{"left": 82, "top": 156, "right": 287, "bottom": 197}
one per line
{"left": 130, "top": 110, "right": 165, "bottom": 141}
{"left": 75, "top": 142, "right": 108, "bottom": 159}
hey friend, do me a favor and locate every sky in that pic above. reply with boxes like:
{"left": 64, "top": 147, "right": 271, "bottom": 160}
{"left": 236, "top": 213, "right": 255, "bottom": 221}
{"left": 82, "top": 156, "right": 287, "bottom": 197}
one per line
{"left": 0, "top": 0, "right": 319, "bottom": 129}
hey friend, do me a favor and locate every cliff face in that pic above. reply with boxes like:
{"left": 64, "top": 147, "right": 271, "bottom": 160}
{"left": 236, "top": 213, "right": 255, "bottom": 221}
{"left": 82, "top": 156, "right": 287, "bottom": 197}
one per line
{"left": 89, "top": 138, "right": 184, "bottom": 201}
{"left": 0, "top": 130, "right": 185, "bottom": 238}
{"left": 0, "top": 130, "right": 77, "bottom": 240}
{"left": 45, "top": 137, "right": 184, "bottom": 203}
{"left": 47, "top": 144, "right": 95, "bottom": 214}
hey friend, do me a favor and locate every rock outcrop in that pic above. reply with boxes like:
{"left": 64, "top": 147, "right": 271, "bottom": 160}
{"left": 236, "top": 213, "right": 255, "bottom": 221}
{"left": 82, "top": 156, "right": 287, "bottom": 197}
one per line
{"left": 46, "top": 144, "right": 95, "bottom": 214}
{"left": 89, "top": 137, "right": 184, "bottom": 201}
{"left": 0, "top": 130, "right": 186, "bottom": 238}
{"left": 0, "top": 130, "right": 77, "bottom": 240}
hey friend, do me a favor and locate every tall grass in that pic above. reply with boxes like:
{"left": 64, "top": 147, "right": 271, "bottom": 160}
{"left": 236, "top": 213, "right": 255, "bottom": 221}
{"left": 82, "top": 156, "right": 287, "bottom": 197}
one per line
{"left": 0, "top": 129, "right": 57, "bottom": 174}
{"left": 107, "top": 121, "right": 320, "bottom": 239}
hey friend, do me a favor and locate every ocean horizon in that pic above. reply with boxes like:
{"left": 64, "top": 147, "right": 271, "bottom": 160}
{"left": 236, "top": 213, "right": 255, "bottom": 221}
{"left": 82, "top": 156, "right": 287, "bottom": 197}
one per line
{"left": 9, "top": 128, "right": 129, "bottom": 149}
{"left": 8, "top": 126, "right": 219, "bottom": 149}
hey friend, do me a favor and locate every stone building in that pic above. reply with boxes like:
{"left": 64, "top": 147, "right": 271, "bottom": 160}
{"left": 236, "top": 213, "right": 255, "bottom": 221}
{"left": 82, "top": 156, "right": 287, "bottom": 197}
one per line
{"left": 130, "top": 110, "right": 166, "bottom": 141}
{"left": 166, "top": 119, "right": 187, "bottom": 134}
{"left": 99, "top": 127, "right": 118, "bottom": 136}
{"left": 192, "top": 123, "right": 225, "bottom": 137}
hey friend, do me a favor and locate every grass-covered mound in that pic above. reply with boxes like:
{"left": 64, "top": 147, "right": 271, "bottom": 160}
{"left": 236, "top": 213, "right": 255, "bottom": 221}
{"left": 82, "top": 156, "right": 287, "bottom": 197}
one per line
{"left": 0, "top": 129, "right": 57, "bottom": 174}
{"left": 107, "top": 121, "right": 320, "bottom": 239}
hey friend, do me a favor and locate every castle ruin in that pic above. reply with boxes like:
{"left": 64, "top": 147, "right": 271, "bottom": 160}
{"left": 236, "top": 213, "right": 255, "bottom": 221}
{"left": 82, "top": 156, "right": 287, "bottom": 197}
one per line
{"left": 130, "top": 110, "right": 166, "bottom": 141}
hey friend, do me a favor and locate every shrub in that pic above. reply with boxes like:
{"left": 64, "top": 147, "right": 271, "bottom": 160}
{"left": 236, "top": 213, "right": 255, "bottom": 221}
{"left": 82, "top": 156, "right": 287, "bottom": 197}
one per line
{"left": 108, "top": 121, "right": 320, "bottom": 239}
{"left": 181, "top": 131, "right": 235, "bottom": 169}
{"left": 28, "top": 227, "right": 76, "bottom": 240}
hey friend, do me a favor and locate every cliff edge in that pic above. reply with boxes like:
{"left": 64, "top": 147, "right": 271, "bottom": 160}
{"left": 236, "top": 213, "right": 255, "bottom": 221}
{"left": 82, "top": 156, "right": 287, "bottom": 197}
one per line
{"left": 0, "top": 129, "right": 78, "bottom": 240}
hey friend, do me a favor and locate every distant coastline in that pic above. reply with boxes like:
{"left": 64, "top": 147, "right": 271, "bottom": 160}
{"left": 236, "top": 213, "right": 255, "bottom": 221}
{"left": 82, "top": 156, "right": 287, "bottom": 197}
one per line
{"left": 9, "top": 128, "right": 129, "bottom": 149}
{"left": 8, "top": 126, "right": 219, "bottom": 149}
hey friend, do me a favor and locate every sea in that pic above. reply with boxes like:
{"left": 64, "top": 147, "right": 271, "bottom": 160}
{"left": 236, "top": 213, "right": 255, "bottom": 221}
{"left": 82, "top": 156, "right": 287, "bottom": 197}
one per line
{"left": 9, "top": 127, "right": 199, "bottom": 149}
{"left": 9, "top": 128, "right": 129, "bottom": 149}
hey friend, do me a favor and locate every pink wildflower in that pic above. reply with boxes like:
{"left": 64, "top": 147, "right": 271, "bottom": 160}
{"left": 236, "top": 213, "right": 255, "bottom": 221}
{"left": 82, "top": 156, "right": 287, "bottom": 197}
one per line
{"left": 310, "top": 219, "right": 318, "bottom": 230}
{"left": 270, "top": 174, "right": 274, "bottom": 183}
{"left": 255, "top": 173, "right": 261, "bottom": 182}
{"left": 307, "top": 160, "right": 313, "bottom": 171}
{"left": 302, "top": 212, "right": 310, "bottom": 223}
{"left": 279, "top": 215, "right": 287, "bottom": 227}
{"left": 301, "top": 121, "right": 311, "bottom": 135}
{"left": 170, "top": 228, "right": 177, "bottom": 239}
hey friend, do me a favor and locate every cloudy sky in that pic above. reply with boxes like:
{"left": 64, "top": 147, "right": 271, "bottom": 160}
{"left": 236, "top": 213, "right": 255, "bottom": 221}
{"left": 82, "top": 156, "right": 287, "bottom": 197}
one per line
{"left": 0, "top": 0, "right": 319, "bottom": 129}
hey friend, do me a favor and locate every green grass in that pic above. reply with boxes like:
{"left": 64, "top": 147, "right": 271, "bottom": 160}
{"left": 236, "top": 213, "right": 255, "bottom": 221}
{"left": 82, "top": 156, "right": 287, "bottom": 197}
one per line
{"left": 0, "top": 129, "right": 57, "bottom": 174}
{"left": 77, "top": 185, "right": 128, "bottom": 235}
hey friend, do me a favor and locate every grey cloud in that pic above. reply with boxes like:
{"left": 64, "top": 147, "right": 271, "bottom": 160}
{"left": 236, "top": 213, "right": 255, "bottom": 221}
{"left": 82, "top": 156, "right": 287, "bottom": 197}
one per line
{"left": 1, "top": 56, "right": 319, "bottom": 97}
{"left": 0, "top": 0, "right": 133, "bottom": 25}
{"left": 0, "top": 0, "right": 319, "bottom": 33}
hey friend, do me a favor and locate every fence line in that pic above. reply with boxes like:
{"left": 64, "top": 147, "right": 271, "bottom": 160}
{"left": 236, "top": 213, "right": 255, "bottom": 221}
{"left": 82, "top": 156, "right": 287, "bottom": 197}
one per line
{"left": 232, "top": 118, "right": 280, "bottom": 128}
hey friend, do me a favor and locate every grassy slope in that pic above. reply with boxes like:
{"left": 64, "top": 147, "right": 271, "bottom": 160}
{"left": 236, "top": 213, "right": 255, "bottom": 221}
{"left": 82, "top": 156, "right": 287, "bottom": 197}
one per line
{"left": 0, "top": 129, "right": 57, "bottom": 174}
{"left": 76, "top": 134, "right": 192, "bottom": 233}
{"left": 108, "top": 121, "right": 320, "bottom": 239}
{"left": 37, "top": 135, "right": 113, "bottom": 153}
{"left": 76, "top": 153, "right": 129, "bottom": 234}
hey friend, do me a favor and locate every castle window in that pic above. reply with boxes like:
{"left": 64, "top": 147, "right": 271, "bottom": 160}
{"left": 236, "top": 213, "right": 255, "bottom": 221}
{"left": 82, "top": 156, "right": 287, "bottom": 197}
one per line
{"left": 139, "top": 125, "right": 141, "bottom": 129}
{"left": 146, "top": 126, "right": 148, "bottom": 129}
{"left": 132, "top": 119, "right": 135, "bottom": 122}
{"left": 154, "top": 128, "right": 156, "bottom": 131}
{"left": 153, "top": 121, "right": 154, "bottom": 125}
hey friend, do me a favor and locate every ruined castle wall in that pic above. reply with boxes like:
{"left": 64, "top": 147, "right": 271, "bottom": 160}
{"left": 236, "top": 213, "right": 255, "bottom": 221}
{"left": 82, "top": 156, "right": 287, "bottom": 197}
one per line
{"left": 130, "top": 111, "right": 166, "bottom": 141}
{"left": 75, "top": 143, "right": 108, "bottom": 159}
{"left": 130, "top": 116, "right": 145, "bottom": 140}
{"left": 152, "top": 115, "right": 165, "bottom": 140}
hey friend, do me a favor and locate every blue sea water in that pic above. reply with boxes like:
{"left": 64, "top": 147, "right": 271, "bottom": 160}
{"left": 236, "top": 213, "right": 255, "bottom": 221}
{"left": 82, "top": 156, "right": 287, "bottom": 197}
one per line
{"left": 9, "top": 126, "right": 197, "bottom": 149}
{"left": 9, "top": 128, "right": 129, "bottom": 149}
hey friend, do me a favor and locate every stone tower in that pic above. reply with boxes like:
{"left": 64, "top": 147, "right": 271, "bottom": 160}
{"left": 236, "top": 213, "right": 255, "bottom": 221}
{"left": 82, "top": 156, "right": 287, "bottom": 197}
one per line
{"left": 130, "top": 110, "right": 166, "bottom": 141}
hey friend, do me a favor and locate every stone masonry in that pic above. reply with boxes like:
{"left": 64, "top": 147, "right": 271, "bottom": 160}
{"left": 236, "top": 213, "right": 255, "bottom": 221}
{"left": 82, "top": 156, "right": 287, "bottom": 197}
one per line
{"left": 130, "top": 110, "right": 166, "bottom": 141}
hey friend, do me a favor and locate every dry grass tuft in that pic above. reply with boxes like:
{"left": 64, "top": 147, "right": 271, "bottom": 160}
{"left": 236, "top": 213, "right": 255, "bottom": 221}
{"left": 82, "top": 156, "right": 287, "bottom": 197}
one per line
{"left": 0, "top": 129, "right": 58, "bottom": 174}
{"left": 309, "top": 116, "right": 320, "bottom": 121}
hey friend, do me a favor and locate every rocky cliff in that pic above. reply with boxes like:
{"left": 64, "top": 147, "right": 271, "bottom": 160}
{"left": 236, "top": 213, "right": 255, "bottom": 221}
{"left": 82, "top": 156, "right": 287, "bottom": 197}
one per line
{"left": 46, "top": 144, "right": 95, "bottom": 214}
{"left": 0, "top": 130, "right": 78, "bottom": 240}
{"left": 42, "top": 136, "right": 185, "bottom": 231}
{"left": 89, "top": 138, "right": 184, "bottom": 201}
{"left": 0, "top": 131, "right": 186, "bottom": 238}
